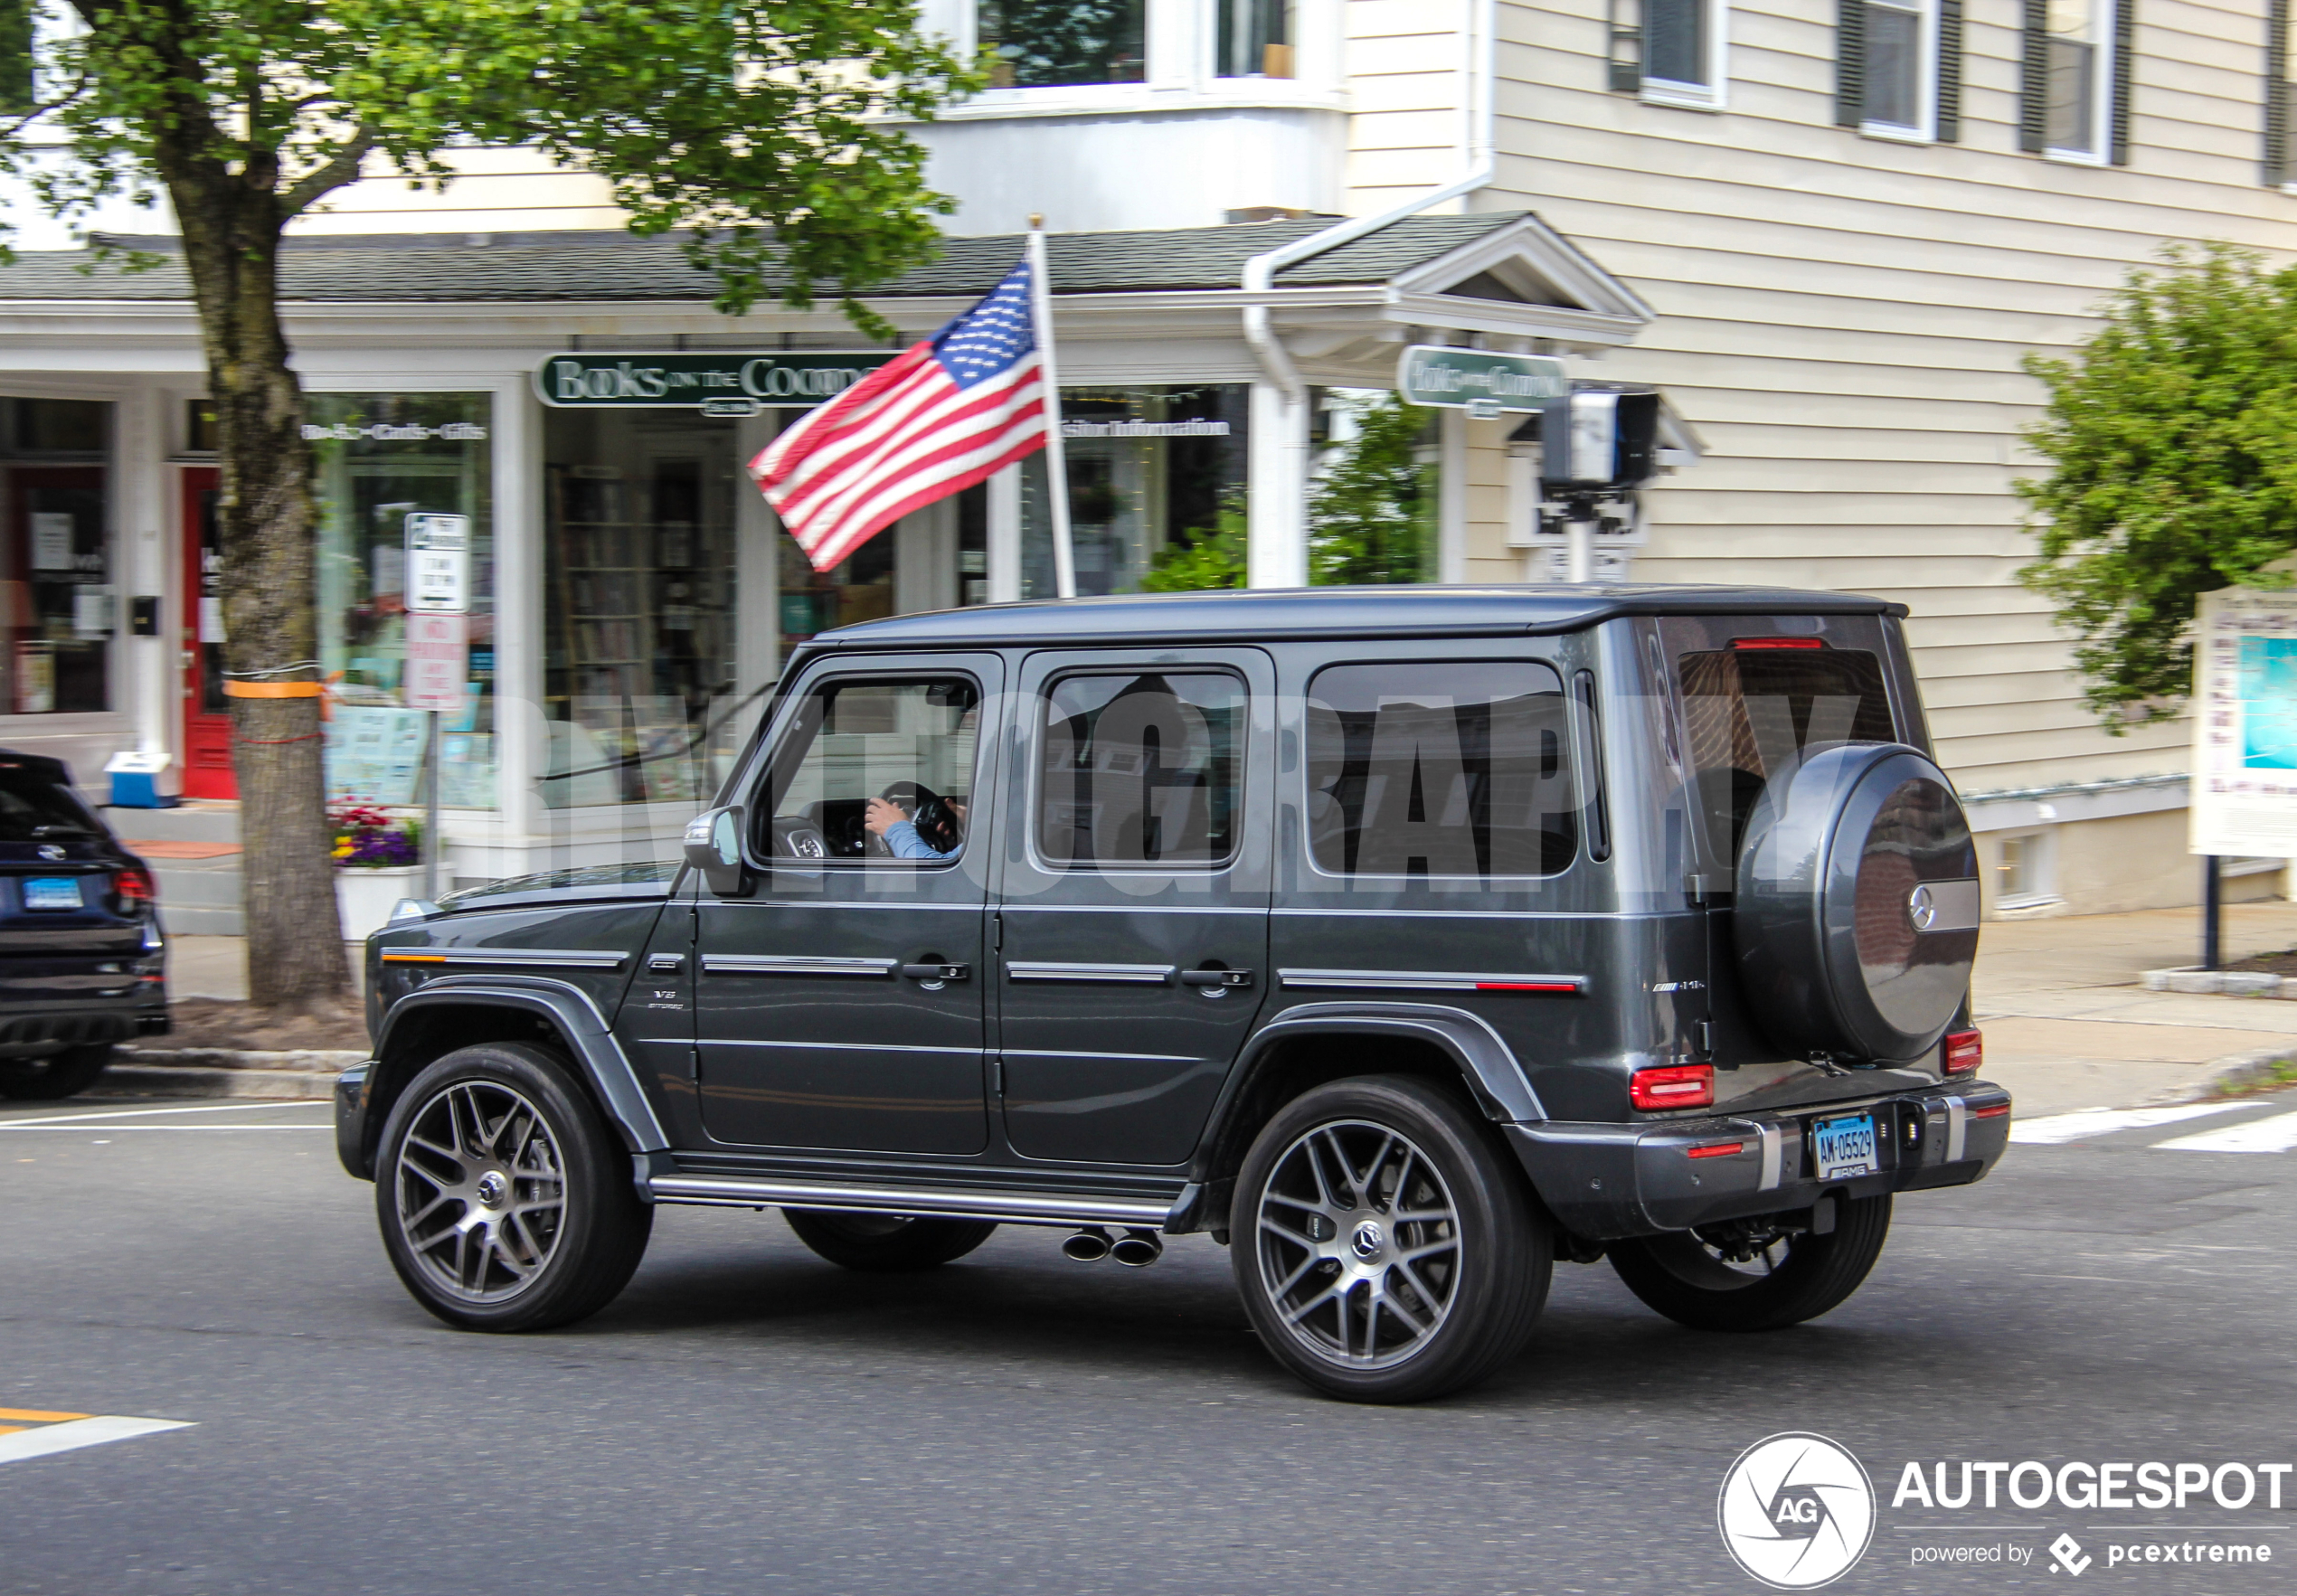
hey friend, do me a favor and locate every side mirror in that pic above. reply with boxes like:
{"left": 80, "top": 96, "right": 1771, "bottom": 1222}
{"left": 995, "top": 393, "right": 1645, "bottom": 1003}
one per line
{"left": 682, "top": 806, "right": 751, "bottom": 897}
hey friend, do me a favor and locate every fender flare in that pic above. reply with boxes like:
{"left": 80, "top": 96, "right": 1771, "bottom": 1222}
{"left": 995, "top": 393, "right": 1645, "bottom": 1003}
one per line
{"left": 373, "top": 975, "right": 670, "bottom": 1155}
{"left": 1211, "top": 1000, "right": 1547, "bottom": 1134}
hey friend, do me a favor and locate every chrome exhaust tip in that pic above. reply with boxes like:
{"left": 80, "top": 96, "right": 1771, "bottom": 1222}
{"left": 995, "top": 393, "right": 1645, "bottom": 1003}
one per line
{"left": 1062, "top": 1227, "right": 1112, "bottom": 1262}
{"left": 1109, "top": 1228, "right": 1163, "bottom": 1268}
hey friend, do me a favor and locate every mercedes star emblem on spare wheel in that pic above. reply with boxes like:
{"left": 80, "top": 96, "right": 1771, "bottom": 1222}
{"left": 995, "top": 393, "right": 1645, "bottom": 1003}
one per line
{"left": 1906, "top": 884, "right": 1936, "bottom": 932}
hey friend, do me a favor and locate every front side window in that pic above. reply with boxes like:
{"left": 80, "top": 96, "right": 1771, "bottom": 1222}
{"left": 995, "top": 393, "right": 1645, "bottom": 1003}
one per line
{"left": 760, "top": 677, "right": 980, "bottom": 864}
{"left": 978, "top": 0, "right": 1147, "bottom": 88}
{"left": 1674, "top": 643, "right": 1895, "bottom": 864}
{"left": 1306, "top": 663, "right": 1578, "bottom": 879}
{"left": 1037, "top": 673, "right": 1243, "bottom": 867}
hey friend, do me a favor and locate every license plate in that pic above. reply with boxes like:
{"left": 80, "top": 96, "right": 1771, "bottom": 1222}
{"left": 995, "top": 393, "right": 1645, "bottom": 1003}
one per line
{"left": 1812, "top": 1112, "right": 1878, "bottom": 1181}
{"left": 21, "top": 876, "right": 83, "bottom": 911}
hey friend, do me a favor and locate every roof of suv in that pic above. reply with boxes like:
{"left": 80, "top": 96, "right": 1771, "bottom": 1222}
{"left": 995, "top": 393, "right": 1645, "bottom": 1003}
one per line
{"left": 813, "top": 585, "right": 1907, "bottom": 650}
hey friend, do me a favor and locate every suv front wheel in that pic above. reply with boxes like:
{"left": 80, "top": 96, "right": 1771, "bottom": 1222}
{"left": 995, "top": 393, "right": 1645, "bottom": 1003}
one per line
{"left": 1232, "top": 1075, "right": 1551, "bottom": 1403}
{"left": 1607, "top": 1194, "right": 1893, "bottom": 1331}
{"left": 374, "top": 1042, "right": 653, "bottom": 1332}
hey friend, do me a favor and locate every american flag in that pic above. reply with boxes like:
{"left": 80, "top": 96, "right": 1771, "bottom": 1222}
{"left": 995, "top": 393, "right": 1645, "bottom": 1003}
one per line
{"left": 750, "top": 258, "right": 1046, "bottom": 572}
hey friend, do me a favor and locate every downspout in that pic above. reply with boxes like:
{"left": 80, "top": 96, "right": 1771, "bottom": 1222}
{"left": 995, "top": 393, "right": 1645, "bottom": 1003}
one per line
{"left": 1241, "top": 0, "right": 1496, "bottom": 586}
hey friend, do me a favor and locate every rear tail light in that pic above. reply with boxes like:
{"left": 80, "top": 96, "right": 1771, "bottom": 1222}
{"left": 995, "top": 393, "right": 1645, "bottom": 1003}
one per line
{"left": 114, "top": 866, "right": 156, "bottom": 905}
{"left": 1943, "top": 1029, "right": 1982, "bottom": 1076}
{"left": 1631, "top": 1062, "right": 1714, "bottom": 1111}
{"left": 1729, "top": 637, "right": 1825, "bottom": 650}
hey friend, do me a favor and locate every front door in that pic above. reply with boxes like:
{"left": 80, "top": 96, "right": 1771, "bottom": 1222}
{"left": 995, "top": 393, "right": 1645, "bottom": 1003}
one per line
{"left": 994, "top": 649, "right": 1274, "bottom": 1166}
{"left": 178, "top": 467, "right": 233, "bottom": 798}
{"left": 694, "top": 657, "right": 999, "bottom": 1154}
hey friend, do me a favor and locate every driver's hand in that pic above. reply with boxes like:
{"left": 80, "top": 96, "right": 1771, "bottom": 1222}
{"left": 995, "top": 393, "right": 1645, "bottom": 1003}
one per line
{"left": 863, "top": 797, "right": 908, "bottom": 836}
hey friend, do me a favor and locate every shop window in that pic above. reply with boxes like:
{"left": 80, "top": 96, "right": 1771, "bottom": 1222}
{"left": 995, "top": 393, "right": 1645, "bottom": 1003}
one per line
{"left": 544, "top": 408, "right": 740, "bottom": 809}
{"left": 978, "top": 0, "right": 1147, "bottom": 88}
{"left": 0, "top": 397, "right": 113, "bottom": 717}
{"left": 310, "top": 393, "right": 495, "bottom": 807}
{"left": 1216, "top": 0, "right": 1293, "bottom": 78}
{"left": 1018, "top": 383, "right": 1248, "bottom": 598}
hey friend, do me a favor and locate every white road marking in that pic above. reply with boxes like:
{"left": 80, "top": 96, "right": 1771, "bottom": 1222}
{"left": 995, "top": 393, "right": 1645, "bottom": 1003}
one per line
{"left": 0, "top": 1124, "right": 331, "bottom": 1132}
{"left": 2008, "top": 1102, "right": 2249, "bottom": 1145}
{"left": 0, "top": 1415, "right": 194, "bottom": 1466}
{"left": 2155, "top": 1108, "right": 2297, "bottom": 1154}
{"left": 0, "top": 1100, "right": 328, "bottom": 1129}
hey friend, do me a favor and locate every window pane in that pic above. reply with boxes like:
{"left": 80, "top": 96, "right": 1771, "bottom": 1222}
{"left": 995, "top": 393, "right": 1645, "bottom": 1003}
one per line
{"left": 2047, "top": 36, "right": 2095, "bottom": 151}
{"left": 1863, "top": 1, "right": 1922, "bottom": 127}
{"left": 762, "top": 678, "right": 980, "bottom": 863}
{"left": 0, "top": 398, "right": 111, "bottom": 716}
{"left": 0, "top": 761, "right": 103, "bottom": 842}
{"left": 1643, "top": 0, "right": 1708, "bottom": 87}
{"left": 1675, "top": 647, "right": 1896, "bottom": 864}
{"left": 979, "top": 0, "right": 1147, "bottom": 88}
{"left": 1306, "top": 663, "right": 1577, "bottom": 878}
{"left": 1216, "top": 0, "right": 1293, "bottom": 78}
{"left": 1038, "top": 673, "right": 1243, "bottom": 866}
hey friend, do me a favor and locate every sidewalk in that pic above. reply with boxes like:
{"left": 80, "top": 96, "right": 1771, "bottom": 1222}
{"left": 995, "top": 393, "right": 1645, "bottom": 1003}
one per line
{"left": 1972, "top": 901, "right": 2297, "bottom": 1117}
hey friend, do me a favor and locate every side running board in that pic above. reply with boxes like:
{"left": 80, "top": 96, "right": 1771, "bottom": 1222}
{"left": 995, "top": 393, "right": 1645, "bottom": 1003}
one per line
{"left": 646, "top": 1173, "right": 1177, "bottom": 1231}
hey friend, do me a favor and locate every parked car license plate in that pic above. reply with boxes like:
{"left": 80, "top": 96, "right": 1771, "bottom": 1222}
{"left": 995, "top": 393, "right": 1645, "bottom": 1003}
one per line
{"left": 21, "top": 876, "right": 83, "bottom": 911}
{"left": 1811, "top": 1112, "right": 1878, "bottom": 1181}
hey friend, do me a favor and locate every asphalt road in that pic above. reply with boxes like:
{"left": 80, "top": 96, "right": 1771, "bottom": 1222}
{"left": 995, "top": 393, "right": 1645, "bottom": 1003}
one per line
{"left": 4, "top": 1094, "right": 2295, "bottom": 1595}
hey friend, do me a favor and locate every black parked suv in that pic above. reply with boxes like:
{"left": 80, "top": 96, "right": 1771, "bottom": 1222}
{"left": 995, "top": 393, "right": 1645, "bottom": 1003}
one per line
{"left": 0, "top": 751, "right": 168, "bottom": 1099}
{"left": 336, "top": 587, "right": 2008, "bottom": 1401}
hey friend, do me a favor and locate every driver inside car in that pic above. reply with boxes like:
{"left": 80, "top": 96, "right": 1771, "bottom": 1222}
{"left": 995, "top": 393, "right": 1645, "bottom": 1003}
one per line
{"left": 863, "top": 793, "right": 967, "bottom": 860}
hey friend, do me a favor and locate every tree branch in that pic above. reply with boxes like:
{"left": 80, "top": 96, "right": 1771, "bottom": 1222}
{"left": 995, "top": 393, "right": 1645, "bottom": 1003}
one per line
{"left": 279, "top": 125, "right": 374, "bottom": 217}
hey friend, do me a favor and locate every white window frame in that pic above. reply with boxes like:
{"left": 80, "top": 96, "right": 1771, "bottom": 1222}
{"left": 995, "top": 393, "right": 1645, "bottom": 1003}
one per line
{"left": 1859, "top": 0, "right": 1938, "bottom": 144}
{"left": 1991, "top": 827, "right": 2060, "bottom": 911}
{"left": 2043, "top": 0, "right": 2117, "bottom": 167}
{"left": 1640, "top": 0, "right": 1730, "bottom": 112}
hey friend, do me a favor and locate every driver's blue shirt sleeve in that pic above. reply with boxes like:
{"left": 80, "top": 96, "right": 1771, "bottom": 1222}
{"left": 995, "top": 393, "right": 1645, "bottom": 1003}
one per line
{"left": 884, "top": 819, "right": 952, "bottom": 860}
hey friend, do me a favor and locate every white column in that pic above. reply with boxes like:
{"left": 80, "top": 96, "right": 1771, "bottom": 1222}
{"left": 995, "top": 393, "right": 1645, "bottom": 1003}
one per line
{"left": 734, "top": 410, "right": 780, "bottom": 694}
{"left": 1246, "top": 379, "right": 1309, "bottom": 588}
{"left": 987, "top": 463, "right": 1023, "bottom": 602}
{"left": 1437, "top": 407, "right": 1468, "bottom": 582}
{"left": 492, "top": 377, "right": 544, "bottom": 845}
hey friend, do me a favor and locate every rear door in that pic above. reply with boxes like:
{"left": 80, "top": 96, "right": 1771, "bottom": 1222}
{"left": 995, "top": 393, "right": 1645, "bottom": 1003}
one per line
{"left": 993, "top": 649, "right": 1273, "bottom": 1166}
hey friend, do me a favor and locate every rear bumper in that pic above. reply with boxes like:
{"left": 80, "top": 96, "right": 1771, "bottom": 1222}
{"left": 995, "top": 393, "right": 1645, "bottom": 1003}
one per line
{"left": 0, "top": 960, "right": 167, "bottom": 1056}
{"left": 1507, "top": 1080, "right": 2011, "bottom": 1242}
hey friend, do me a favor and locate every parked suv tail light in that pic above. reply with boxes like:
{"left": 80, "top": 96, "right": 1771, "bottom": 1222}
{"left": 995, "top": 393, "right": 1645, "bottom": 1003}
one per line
{"left": 1630, "top": 1062, "right": 1714, "bottom": 1111}
{"left": 1943, "top": 1029, "right": 1982, "bottom": 1076}
{"left": 114, "top": 865, "right": 156, "bottom": 906}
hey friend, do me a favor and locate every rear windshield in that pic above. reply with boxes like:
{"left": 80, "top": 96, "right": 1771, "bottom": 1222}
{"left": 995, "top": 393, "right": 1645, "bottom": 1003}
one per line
{"left": 0, "top": 763, "right": 103, "bottom": 843}
{"left": 1676, "top": 645, "right": 1895, "bottom": 863}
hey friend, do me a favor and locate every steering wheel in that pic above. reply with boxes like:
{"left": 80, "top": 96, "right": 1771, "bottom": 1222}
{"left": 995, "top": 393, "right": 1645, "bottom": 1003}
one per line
{"left": 770, "top": 815, "right": 829, "bottom": 860}
{"left": 870, "top": 781, "right": 958, "bottom": 857}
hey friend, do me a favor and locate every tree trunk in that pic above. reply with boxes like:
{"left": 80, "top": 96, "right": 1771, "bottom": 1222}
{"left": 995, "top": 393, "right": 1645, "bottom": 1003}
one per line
{"left": 168, "top": 182, "right": 350, "bottom": 1007}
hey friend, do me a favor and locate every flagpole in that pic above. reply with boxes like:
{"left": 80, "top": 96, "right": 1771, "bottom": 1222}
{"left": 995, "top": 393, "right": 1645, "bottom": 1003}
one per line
{"left": 1026, "top": 214, "right": 1077, "bottom": 600}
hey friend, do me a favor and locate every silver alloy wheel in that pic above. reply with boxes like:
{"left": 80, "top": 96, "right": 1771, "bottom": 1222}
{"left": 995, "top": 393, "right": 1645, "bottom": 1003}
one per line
{"left": 392, "top": 1080, "right": 566, "bottom": 1303}
{"left": 1254, "top": 1119, "right": 1461, "bottom": 1371}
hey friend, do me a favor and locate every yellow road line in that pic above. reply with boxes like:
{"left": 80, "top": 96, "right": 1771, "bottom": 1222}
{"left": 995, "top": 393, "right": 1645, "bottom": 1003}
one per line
{"left": 0, "top": 1426, "right": 21, "bottom": 1436}
{"left": 0, "top": 1408, "right": 91, "bottom": 1422}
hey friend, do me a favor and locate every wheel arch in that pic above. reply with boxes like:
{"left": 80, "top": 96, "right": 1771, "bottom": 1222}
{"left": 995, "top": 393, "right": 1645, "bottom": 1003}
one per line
{"left": 355, "top": 977, "right": 668, "bottom": 1179}
{"left": 1179, "top": 1004, "right": 1545, "bottom": 1225}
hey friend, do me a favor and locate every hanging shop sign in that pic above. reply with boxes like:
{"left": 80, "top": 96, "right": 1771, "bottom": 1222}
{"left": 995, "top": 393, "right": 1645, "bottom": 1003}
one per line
{"left": 534, "top": 352, "right": 897, "bottom": 411}
{"left": 1395, "top": 345, "right": 1569, "bottom": 415}
{"left": 2192, "top": 585, "right": 2297, "bottom": 855}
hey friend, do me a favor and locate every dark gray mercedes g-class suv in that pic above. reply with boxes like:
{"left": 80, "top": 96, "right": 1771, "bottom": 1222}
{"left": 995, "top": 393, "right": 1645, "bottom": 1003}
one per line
{"left": 336, "top": 586, "right": 2007, "bottom": 1402}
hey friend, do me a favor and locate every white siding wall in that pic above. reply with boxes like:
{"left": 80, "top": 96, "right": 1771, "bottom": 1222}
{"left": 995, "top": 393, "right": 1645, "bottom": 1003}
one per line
{"left": 1385, "top": 0, "right": 2297, "bottom": 801}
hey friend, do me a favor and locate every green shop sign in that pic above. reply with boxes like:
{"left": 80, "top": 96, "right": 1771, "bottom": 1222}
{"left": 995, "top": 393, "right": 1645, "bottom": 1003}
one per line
{"left": 1394, "top": 345, "right": 1568, "bottom": 413}
{"left": 534, "top": 351, "right": 896, "bottom": 411}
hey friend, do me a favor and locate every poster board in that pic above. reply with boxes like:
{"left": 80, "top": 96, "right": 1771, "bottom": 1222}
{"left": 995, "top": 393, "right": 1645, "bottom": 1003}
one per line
{"left": 2191, "top": 585, "right": 2297, "bottom": 855}
{"left": 326, "top": 706, "right": 429, "bottom": 806}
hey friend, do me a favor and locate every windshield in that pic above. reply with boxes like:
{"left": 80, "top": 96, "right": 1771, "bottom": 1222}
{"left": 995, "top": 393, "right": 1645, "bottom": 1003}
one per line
{"left": 1676, "top": 643, "right": 1895, "bottom": 863}
{"left": 0, "top": 762, "right": 104, "bottom": 843}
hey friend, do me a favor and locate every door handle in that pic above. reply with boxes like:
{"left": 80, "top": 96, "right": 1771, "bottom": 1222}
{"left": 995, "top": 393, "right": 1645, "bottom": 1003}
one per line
{"left": 901, "top": 963, "right": 970, "bottom": 982}
{"left": 1178, "top": 968, "right": 1253, "bottom": 989}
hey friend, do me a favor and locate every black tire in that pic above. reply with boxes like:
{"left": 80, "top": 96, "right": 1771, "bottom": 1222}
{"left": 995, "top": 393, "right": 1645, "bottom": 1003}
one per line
{"left": 1230, "top": 1075, "right": 1551, "bottom": 1403}
{"left": 782, "top": 1209, "right": 997, "bottom": 1272}
{"left": 373, "top": 1042, "right": 652, "bottom": 1332}
{"left": 0, "top": 1044, "right": 114, "bottom": 1101}
{"left": 1608, "top": 1195, "right": 1893, "bottom": 1332}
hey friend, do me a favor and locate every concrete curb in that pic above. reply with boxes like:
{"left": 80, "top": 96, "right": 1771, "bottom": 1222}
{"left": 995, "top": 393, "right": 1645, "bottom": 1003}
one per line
{"left": 2138, "top": 1044, "right": 2297, "bottom": 1107}
{"left": 90, "top": 1046, "right": 365, "bottom": 1100}
{"left": 2141, "top": 966, "right": 2297, "bottom": 997}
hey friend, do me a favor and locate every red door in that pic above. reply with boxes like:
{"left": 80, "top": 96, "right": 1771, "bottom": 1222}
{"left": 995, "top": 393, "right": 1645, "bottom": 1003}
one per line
{"left": 179, "top": 467, "right": 234, "bottom": 799}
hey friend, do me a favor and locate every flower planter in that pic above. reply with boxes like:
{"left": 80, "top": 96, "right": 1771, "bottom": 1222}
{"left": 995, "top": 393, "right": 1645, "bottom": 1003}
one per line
{"left": 336, "top": 864, "right": 425, "bottom": 942}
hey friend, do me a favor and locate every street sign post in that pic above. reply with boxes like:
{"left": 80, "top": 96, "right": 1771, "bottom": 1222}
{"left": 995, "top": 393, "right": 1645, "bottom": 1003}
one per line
{"left": 403, "top": 513, "right": 473, "bottom": 900}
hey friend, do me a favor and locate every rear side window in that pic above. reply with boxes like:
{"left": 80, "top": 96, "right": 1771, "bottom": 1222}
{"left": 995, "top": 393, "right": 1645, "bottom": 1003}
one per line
{"left": 0, "top": 762, "right": 102, "bottom": 843}
{"left": 1676, "top": 643, "right": 1895, "bottom": 861}
{"left": 1305, "top": 662, "right": 1577, "bottom": 878}
{"left": 1037, "top": 672, "right": 1244, "bottom": 868}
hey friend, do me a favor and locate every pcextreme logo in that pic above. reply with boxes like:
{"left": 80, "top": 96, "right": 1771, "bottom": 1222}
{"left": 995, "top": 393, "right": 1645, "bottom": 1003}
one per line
{"left": 1717, "top": 1431, "right": 1878, "bottom": 1590}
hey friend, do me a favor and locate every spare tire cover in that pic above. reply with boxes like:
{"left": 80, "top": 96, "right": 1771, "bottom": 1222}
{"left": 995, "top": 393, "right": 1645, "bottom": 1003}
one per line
{"left": 1734, "top": 742, "right": 1980, "bottom": 1065}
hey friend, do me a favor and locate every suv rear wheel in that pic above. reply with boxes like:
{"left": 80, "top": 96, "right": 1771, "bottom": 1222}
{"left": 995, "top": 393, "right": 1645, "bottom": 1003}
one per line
{"left": 374, "top": 1042, "right": 652, "bottom": 1332}
{"left": 1607, "top": 1194, "right": 1893, "bottom": 1331}
{"left": 782, "top": 1209, "right": 997, "bottom": 1271}
{"left": 0, "top": 1043, "right": 113, "bottom": 1100}
{"left": 1231, "top": 1075, "right": 1551, "bottom": 1403}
